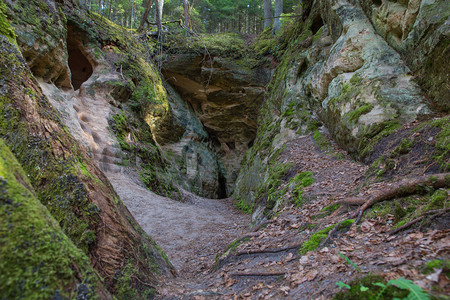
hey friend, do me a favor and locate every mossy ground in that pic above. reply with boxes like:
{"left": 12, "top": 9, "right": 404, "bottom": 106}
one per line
{"left": 298, "top": 220, "right": 354, "bottom": 255}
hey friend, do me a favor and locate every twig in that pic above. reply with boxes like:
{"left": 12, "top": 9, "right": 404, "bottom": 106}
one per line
{"left": 230, "top": 271, "right": 286, "bottom": 277}
{"left": 251, "top": 220, "right": 273, "bottom": 232}
{"left": 389, "top": 208, "right": 450, "bottom": 235}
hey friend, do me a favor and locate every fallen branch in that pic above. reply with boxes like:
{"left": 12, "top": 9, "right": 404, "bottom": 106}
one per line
{"left": 230, "top": 271, "right": 286, "bottom": 277}
{"left": 345, "top": 173, "right": 449, "bottom": 223}
{"left": 389, "top": 208, "right": 450, "bottom": 235}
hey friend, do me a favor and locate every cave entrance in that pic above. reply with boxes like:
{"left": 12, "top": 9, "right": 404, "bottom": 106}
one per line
{"left": 67, "top": 28, "right": 93, "bottom": 90}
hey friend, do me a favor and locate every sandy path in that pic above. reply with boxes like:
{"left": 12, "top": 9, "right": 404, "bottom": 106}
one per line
{"left": 107, "top": 172, "right": 250, "bottom": 274}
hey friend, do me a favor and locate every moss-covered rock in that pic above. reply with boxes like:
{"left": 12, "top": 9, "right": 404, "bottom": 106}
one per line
{"left": 0, "top": 5, "right": 174, "bottom": 297}
{"left": 0, "top": 139, "right": 102, "bottom": 299}
{"left": 358, "top": 0, "right": 450, "bottom": 112}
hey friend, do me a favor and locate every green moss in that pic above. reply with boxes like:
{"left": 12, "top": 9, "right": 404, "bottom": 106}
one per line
{"left": 312, "top": 26, "right": 324, "bottom": 42}
{"left": 314, "top": 130, "right": 331, "bottom": 151}
{"left": 432, "top": 116, "right": 449, "bottom": 171}
{"left": 114, "top": 262, "right": 140, "bottom": 299}
{"left": 358, "top": 120, "right": 401, "bottom": 159}
{"left": 235, "top": 197, "right": 253, "bottom": 214}
{"left": 321, "top": 203, "right": 341, "bottom": 213}
{"left": 290, "top": 171, "right": 314, "bottom": 207}
{"left": 340, "top": 219, "right": 355, "bottom": 228}
{"left": 425, "top": 189, "right": 448, "bottom": 211}
{"left": 298, "top": 224, "right": 336, "bottom": 255}
{"left": 0, "top": 0, "right": 17, "bottom": 46}
{"left": 345, "top": 103, "right": 374, "bottom": 123}
{"left": 391, "top": 138, "right": 414, "bottom": 157}
{"left": 0, "top": 139, "right": 98, "bottom": 299}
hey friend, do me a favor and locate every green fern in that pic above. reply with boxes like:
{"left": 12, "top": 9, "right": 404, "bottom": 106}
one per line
{"left": 388, "top": 277, "right": 430, "bottom": 300}
{"left": 338, "top": 252, "right": 361, "bottom": 272}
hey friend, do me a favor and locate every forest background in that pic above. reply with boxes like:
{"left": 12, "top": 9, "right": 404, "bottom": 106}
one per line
{"left": 78, "top": 0, "right": 300, "bottom": 35}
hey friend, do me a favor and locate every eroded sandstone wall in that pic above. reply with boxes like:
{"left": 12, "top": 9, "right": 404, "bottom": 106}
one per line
{"left": 234, "top": 0, "right": 448, "bottom": 222}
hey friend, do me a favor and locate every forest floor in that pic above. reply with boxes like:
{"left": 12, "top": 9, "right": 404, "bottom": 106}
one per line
{"left": 150, "top": 132, "right": 449, "bottom": 299}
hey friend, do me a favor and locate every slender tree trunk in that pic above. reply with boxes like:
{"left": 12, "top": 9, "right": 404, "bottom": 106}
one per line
{"left": 108, "top": 0, "right": 113, "bottom": 19}
{"left": 138, "top": 0, "right": 154, "bottom": 32}
{"left": 183, "top": 0, "right": 190, "bottom": 29}
{"left": 273, "top": 0, "right": 283, "bottom": 33}
{"left": 264, "top": 0, "right": 272, "bottom": 28}
{"left": 155, "top": 0, "right": 164, "bottom": 34}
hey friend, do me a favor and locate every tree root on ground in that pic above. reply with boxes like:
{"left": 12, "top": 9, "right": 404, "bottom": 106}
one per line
{"left": 343, "top": 173, "right": 450, "bottom": 223}
{"left": 389, "top": 208, "right": 450, "bottom": 235}
{"left": 317, "top": 173, "right": 450, "bottom": 249}
{"left": 235, "top": 243, "right": 302, "bottom": 257}
{"left": 230, "top": 271, "right": 286, "bottom": 277}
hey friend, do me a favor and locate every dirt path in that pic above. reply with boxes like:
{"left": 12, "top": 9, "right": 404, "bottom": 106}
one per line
{"left": 107, "top": 171, "right": 250, "bottom": 274}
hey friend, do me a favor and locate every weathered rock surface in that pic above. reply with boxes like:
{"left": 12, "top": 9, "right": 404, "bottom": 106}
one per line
{"left": 234, "top": 0, "right": 446, "bottom": 222}
{"left": 359, "top": 0, "right": 449, "bottom": 111}
{"left": 1, "top": 0, "right": 174, "bottom": 298}
{"left": 162, "top": 53, "right": 270, "bottom": 196}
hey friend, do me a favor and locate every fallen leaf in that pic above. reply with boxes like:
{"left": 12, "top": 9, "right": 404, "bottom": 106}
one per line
{"left": 305, "top": 269, "right": 318, "bottom": 281}
{"left": 279, "top": 286, "right": 290, "bottom": 295}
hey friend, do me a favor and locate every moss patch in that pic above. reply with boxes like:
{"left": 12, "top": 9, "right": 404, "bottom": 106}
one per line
{"left": 298, "top": 224, "right": 336, "bottom": 255}
{"left": 0, "top": 0, "right": 17, "bottom": 46}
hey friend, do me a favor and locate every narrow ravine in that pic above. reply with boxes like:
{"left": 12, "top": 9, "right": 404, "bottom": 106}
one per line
{"left": 39, "top": 72, "right": 251, "bottom": 277}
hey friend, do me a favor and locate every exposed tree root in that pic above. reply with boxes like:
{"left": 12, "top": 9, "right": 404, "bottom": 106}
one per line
{"left": 319, "top": 220, "right": 345, "bottom": 248}
{"left": 230, "top": 271, "right": 286, "bottom": 277}
{"left": 235, "top": 243, "right": 302, "bottom": 257}
{"left": 344, "top": 173, "right": 450, "bottom": 223}
{"left": 315, "top": 173, "right": 450, "bottom": 248}
{"left": 389, "top": 208, "right": 450, "bottom": 235}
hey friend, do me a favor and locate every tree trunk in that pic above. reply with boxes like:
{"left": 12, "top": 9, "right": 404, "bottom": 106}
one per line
{"left": 107, "top": 0, "right": 112, "bottom": 19}
{"left": 183, "top": 0, "right": 190, "bottom": 29}
{"left": 138, "top": 0, "right": 155, "bottom": 32}
{"left": 273, "top": 0, "right": 283, "bottom": 33}
{"left": 263, "top": 0, "right": 272, "bottom": 28}
{"left": 155, "top": 0, "right": 164, "bottom": 34}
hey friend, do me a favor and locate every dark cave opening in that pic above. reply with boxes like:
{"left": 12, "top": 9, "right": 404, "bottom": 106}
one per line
{"left": 67, "top": 31, "right": 93, "bottom": 90}
{"left": 311, "top": 15, "right": 324, "bottom": 34}
{"left": 218, "top": 173, "right": 228, "bottom": 199}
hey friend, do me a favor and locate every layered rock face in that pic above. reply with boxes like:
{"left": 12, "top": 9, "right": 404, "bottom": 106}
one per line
{"left": 1, "top": 0, "right": 174, "bottom": 298}
{"left": 162, "top": 54, "right": 270, "bottom": 196}
{"left": 234, "top": 0, "right": 448, "bottom": 222}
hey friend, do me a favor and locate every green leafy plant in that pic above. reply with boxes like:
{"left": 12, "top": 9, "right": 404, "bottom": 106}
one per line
{"left": 387, "top": 277, "right": 429, "bottom": 300}
{"left": 334, "top": 276, "right": 429, "bottom": 300}
{"left": 338, "top": 252, "right": 361, "bottom": 272}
